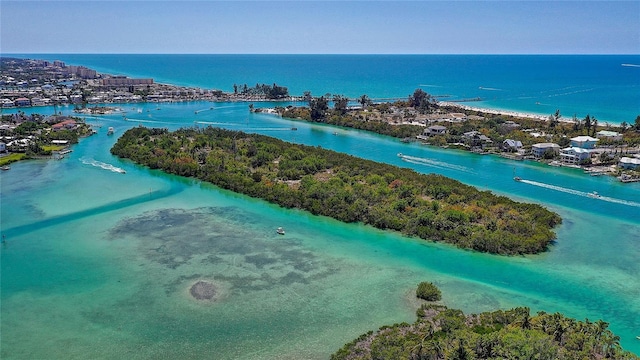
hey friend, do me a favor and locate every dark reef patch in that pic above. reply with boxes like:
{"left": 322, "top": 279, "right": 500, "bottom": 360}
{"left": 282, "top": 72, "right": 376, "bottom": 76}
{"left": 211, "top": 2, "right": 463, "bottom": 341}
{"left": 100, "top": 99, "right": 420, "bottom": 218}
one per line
{"left": 109, "top": 206, "right": 340, "bottom": 296}
{"left": 190, "top": 280, "right": 217, "bottom": 300}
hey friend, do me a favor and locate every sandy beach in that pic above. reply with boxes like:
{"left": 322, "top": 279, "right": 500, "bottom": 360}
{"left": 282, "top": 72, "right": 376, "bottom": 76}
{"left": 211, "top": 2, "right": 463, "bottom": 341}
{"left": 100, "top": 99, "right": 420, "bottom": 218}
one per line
{"left": 438, "top": 101, "right": 551, "bottom": 121}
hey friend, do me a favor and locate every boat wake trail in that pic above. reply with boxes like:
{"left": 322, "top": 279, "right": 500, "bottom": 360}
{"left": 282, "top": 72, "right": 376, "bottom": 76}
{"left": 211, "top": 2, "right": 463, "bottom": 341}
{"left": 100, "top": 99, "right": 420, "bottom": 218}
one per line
{"left": 123, "top": 118, "right": 170, "bottom": 124}
{"left": 398, "top": 154, "right": 475, "bottom": 173}
{"left": 479, "top": 86, "right": 503, "bottom": 91}
{"left": 194, "top": 121, "right": 241, "bottom": 126}
{"left": 519, "top": 179, "right": 640, "bottom": 208}
{"left": 245, "top": 127, "right": 296, "bottom": 131}
{"left": 80, "top": 157, "right": 126, "bottom": 174}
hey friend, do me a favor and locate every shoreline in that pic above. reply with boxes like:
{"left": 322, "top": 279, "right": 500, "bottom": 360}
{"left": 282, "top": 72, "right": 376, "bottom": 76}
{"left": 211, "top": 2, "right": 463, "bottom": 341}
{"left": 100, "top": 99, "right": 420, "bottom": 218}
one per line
{"left": 438, "top": 101, "right": 550, "bottom": 122}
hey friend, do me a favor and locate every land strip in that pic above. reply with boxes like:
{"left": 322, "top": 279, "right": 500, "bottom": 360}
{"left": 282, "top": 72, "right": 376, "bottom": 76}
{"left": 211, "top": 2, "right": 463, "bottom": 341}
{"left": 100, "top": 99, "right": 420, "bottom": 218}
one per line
{"left": 111, "top": 126, "right": 562, "bottom": 256}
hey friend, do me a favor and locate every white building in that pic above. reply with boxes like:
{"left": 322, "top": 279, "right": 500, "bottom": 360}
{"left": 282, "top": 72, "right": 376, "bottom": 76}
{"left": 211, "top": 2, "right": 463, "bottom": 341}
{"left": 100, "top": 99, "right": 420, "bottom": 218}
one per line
{"left": 619, "top": 157, "right": 640, "bottom": 170}
{"left": 531, "top": 143, "right": 560, "bottom": 158}
{"left": 570, "top": 136, "right": 599, "bottom": 149}
{"left": 560, "top": 147, "right": 592, "bottom": 164}
{"left": 596, "top": 130, "right": 622, "bottom": 142}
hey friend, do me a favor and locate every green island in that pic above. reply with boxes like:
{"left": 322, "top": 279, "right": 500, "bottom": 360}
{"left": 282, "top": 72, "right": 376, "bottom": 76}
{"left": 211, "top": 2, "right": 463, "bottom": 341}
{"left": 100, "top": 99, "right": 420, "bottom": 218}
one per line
{"left": 332, "top": 303, "right": 638, "bottom": 359}
{"left": 111, "top": 126, "right": 561, "bottom": 255}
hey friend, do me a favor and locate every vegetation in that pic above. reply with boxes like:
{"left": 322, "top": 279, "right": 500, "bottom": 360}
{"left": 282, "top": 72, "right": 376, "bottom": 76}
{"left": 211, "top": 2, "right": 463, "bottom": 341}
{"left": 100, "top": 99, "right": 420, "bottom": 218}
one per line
{"left": 233, "top": 82, "right": 289, "bottom": 99}
{"left": 416, "top": 282, "right": 441, "bottom": 301}
{"left": 111, "top": 126, "right": 562, "bottom": 255}
{"left": 332, "top": 304, "right": 638, "bottom": 360}
{"left": 277, "top": 90, "right": 640, "bottom": 169}
{"left": 0, "top": 113, "right": 92, "bottom": 163}
{"left": 0, "top": 153, "right": 26, "bottom": 166}
{"left": 280, "top": 100, "right": 425, "bottom": 139}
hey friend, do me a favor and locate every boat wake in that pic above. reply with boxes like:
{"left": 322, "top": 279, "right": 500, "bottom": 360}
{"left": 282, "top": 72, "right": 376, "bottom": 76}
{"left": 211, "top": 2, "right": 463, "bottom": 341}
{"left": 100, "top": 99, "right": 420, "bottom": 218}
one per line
{"left": 479, "top": 86, "right": 503, "bottom": 91}
{"left": 123, "top": 117, "right": 171, "bottom": 124}
{"left": 245, "top": 127, "right": 297, "bottom": 132}
{"left": 398, "top": 154, "right": 474, "bottom": 173}
{"left": 621, "top": 63, "right": 640, "bottom": 68}
{"left": 194, "top": 121, "right": 241, "bottom": 126}
{"left": 80, "top": 157, "right": 126, "bottom": 174}
{"left": 518, "top": 179, "right": 640, "bottom": 208}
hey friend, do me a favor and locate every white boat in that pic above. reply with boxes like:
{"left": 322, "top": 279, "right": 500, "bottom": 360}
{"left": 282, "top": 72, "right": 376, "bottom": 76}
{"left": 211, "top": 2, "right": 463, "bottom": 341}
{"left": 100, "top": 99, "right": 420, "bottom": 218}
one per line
{"left": 1, "top": 165, "right": 10, "bottom": 171}
{"left": 514, "top": 176, "right": 522, "bottom": 182}
{"left": 588, "top": 191, "right": 600, "bottom": 198}
{"left": 276, "top": 227, "right": 285, "bottom": 235}
{"left": 107, "top": 127, "right": 114, "bottom": 135}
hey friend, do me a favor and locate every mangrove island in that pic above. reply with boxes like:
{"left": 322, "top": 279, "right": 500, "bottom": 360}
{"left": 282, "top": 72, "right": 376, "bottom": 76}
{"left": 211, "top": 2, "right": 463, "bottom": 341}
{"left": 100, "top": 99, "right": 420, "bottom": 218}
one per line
{"left": 111, "top": 126, "right": 561, "bottom": 255}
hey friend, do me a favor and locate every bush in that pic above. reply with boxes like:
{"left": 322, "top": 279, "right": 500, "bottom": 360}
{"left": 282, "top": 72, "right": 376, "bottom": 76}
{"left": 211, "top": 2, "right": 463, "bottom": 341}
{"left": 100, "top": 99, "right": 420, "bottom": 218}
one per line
{"left": 416, "top": 282, "right": 441, "bottom": 301}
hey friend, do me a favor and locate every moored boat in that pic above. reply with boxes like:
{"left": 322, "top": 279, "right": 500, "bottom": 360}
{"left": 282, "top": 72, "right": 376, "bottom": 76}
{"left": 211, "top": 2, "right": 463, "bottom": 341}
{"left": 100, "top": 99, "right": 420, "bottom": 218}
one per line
{"left": 276, "top": 227, "right": 285, "bottom": 235}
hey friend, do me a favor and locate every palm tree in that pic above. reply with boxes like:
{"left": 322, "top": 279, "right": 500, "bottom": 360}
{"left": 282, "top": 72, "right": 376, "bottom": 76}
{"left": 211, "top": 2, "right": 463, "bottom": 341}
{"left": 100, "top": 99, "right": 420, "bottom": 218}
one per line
{"left": 584, "top": 115, "right": 593, "bottom": 135}
{"left": 511, "top": 307, "right": 532, "bottom": 330}
{"left": 601, "top": 332, "right": 620, "bottom": 357}
{"left": 358, "top": 94, "right": 371, "bottom": 108}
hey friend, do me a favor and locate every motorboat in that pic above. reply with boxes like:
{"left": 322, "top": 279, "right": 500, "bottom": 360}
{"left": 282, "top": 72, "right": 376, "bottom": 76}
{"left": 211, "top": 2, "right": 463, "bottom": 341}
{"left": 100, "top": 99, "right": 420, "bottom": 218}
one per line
{"left": 276, "top": 227, "right": 285, "bottom": 235}
{"left": 587, "top": 191, "right": 600, "bottom": 198}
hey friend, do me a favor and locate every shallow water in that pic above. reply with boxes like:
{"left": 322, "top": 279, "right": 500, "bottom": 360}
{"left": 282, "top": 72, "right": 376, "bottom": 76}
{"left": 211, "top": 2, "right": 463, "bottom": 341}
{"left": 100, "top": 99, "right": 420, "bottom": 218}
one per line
{"left": 1, "top": 101, "right": 639, "bottom": 358}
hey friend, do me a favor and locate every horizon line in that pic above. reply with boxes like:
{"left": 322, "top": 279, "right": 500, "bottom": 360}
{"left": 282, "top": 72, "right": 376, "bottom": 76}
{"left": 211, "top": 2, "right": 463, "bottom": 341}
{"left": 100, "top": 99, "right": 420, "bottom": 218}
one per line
{"left": 2, "top": 52, "right": 639, "bottom": 56}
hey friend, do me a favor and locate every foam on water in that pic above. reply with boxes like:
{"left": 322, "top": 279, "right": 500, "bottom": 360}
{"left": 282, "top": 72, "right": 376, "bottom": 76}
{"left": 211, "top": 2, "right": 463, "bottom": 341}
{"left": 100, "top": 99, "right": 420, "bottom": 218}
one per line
{"left": 399, "top": 153, "right": 475, "bottom": 173}
{"left": 519, "top": 178, "right": 640, "bottom": 208}
{"left": 80, "top": 157, "right": 126, "bottom": 174}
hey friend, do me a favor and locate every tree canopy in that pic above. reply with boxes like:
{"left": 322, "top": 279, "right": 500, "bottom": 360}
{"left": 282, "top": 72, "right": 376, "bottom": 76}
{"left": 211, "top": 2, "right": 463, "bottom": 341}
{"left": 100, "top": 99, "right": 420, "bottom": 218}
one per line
{"left": 111, "top": 126, "right": 562, "bottom": 255}
{"left": 332, "top": 305, "right": 637, "bottom": 360}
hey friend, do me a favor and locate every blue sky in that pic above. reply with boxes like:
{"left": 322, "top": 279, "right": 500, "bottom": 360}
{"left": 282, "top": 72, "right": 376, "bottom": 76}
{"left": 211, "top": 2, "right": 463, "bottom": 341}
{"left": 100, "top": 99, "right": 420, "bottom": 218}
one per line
{"left": 1, "top": 1, "right": 638, "bottom": 54}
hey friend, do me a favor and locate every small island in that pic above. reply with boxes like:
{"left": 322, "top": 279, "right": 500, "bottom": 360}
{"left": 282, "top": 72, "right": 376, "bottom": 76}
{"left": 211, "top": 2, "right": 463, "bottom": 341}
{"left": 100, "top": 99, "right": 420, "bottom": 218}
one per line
{"left": 111, "top": 126, "right": 561, "bottom": 255}
{"left": 332, "top": 304, "right": 638, "bottom": 359}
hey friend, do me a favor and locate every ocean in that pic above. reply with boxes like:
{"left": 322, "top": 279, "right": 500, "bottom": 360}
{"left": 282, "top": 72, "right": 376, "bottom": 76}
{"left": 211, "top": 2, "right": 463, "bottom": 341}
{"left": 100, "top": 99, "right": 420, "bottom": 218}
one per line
{"left": 1, "top": 55, "right": 639, "bottom": 359}
{"left": 8, "top": 54, "right": 640, "bottom": 124}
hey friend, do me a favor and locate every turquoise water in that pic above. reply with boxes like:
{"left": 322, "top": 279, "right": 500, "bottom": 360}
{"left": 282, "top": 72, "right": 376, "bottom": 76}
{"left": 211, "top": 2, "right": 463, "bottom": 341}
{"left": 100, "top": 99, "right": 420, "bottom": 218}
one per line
{"left": 7, "top": 54, "right": 640, "bottom": 124}
{"left": 1, "top": 60, "right": 640, "bottom": 358}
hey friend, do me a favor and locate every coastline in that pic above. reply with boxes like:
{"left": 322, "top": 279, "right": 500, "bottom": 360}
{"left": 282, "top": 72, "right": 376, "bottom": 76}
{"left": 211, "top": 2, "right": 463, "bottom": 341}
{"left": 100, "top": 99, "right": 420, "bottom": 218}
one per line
{"left": 438, "top": 101, "right": 550, "bottom": 122}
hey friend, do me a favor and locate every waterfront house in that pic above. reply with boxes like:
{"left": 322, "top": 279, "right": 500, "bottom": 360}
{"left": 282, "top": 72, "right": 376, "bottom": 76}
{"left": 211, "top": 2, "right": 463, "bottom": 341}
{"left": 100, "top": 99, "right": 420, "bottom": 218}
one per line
{"left": 424, "top": 125, "right": 447, "bottom": 137}
{"left": 52, "top": 119, "right": 77, "bottom": 131}
{"left": 595, "top": 130, "right": 622, "bottom": 142}
{"left": 30, "top": 98, "right": 50, "bottom": 106}
{"left": 14, "top": 97, "right": 31, "bottom": 107}
{"left": 502, "top": 139, "right": 523, "bottom": 152}
{"left": 0, "top": 142, "right": 6, "bottom": 152}
{"left": 531, "top": 143, "right": 560, "bottom": 158}
{"left": 619, "top": 157, "right": 640, "bottom": 170}
{"left": 462, "top": 131, "right": 493, "bottom": 148}
{"left": 1, "top": 98, "right": 15, "bottom": 108}
{"left": 570, "top": 136, "right": 599, "bottom": 149}
{"left": 560, "top": 147, "right": 592, "bottom": 164}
